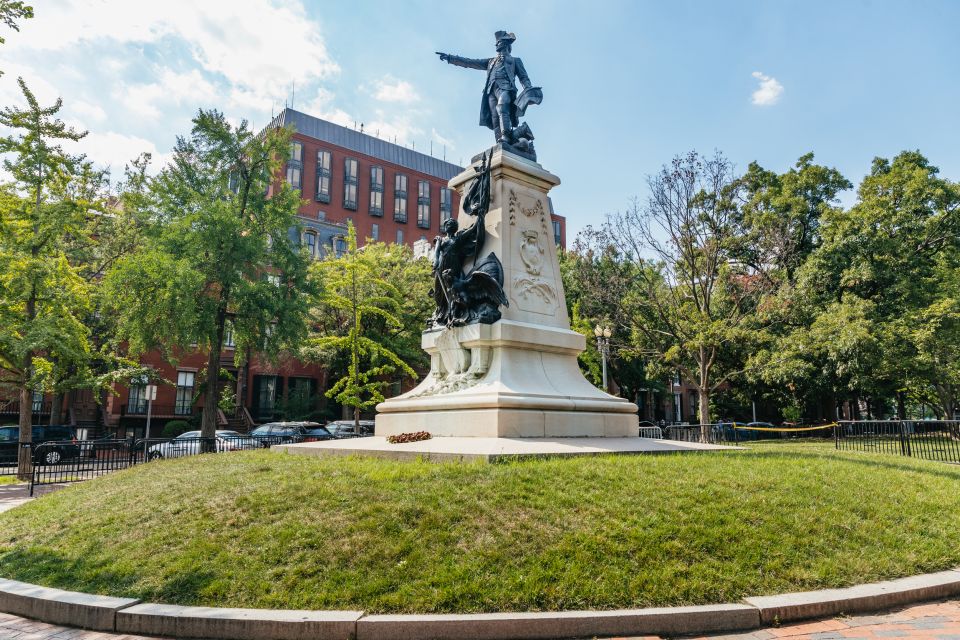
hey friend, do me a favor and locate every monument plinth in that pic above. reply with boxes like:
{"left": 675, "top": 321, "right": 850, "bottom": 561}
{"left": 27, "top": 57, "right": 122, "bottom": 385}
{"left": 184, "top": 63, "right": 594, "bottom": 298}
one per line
{"left": 375, "top": 148, "right": 639, "bottom": 438}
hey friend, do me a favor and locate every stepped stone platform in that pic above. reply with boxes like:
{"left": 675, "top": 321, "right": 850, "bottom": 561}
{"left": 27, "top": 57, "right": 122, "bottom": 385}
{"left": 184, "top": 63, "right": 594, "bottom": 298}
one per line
{"left": 275, "top": 436, "right": 737, "bottom": 463}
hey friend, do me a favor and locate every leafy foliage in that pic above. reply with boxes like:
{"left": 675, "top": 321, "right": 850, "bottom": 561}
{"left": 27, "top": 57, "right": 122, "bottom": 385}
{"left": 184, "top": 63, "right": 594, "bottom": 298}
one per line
{"left": 104, "top": 110, "right": 313, "bottom": 437}
{"left": 305, "top": 224, "right": 419, "bottom": 427}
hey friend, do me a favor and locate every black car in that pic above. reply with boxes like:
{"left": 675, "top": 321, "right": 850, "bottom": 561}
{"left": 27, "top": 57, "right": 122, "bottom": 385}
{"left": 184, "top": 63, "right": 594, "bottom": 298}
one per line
{"left": 325, "top": 420, "right": 375, "bottom": 438}
{"left": 302, "top": 426, "right": 336, "bottom": 442}
{"left": 0, "top": 425, "right": 81, "bottom": 466}
{"left": 249, "top": 421, "right": 322, "bottom": 445}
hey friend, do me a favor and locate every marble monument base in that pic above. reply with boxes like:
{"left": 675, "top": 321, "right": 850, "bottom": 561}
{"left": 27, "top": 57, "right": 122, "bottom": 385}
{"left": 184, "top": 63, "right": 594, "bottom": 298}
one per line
{"left": 375, "top": 320, "right": 639, "bottom": 438}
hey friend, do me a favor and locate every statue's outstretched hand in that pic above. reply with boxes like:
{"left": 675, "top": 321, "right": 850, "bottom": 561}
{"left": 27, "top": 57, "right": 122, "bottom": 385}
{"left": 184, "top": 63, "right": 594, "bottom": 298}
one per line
{"left": 435, "top": 51, "right": 450, "bottom": 63}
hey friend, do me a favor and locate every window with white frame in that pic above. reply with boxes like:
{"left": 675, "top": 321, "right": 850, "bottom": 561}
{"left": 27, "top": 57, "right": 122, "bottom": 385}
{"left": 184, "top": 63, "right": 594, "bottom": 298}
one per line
{"left": 371, "top": 223, "right": 379, "bottom": 241}
{"left": 128, "top": 374, "right": 148, "bottom": 413}
{"left": 396, "top": 228, "right": 403, "bottom": 245}
{"left": 304, "top": 231, "right": 317, "bottom": 259}
{"left": 223, "top": 320, "right": 236, "bottom": 348}
{"left": 175, "top": 371, "right": 195, "bottom": 416}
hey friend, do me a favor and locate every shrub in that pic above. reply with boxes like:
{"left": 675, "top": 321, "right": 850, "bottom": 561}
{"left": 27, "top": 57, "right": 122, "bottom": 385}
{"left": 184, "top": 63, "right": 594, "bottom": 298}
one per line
{"left": 161, "top": 420, "right": 192, "bottom": 438}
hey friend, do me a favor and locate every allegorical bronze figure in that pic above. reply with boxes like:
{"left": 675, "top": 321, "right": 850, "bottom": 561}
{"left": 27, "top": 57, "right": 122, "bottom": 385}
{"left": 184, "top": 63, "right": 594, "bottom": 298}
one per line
{"left": 429, "top": 153, "right": 508, "bottom": 328}
{"left": 437, "top": 30, "right": 542, "bottom": 161}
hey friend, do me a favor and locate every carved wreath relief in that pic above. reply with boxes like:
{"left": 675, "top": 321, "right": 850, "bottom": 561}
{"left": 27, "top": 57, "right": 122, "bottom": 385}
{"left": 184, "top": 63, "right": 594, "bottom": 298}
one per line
{"left": 507, "top": 189, "right": 559, "bottom": 315}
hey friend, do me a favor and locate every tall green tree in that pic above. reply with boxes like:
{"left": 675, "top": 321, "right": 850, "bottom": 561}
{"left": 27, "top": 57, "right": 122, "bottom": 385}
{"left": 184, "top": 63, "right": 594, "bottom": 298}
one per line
{"left": 0, "top": 78, "right": 97, "bottom": 477}
{"left": 0, "top": 1, "right": 32, "bottom": 76}
{"left": 104, "top": 110, "right": 313, "bottom": 438}
{"left": 305, "top": 224, "right": 417, "bottom": 431}
{"left": 606, "top": 151, "right": 765, "bottom": 439}
{"left": 760, "top": 151, "right": 960, "bottom": 419}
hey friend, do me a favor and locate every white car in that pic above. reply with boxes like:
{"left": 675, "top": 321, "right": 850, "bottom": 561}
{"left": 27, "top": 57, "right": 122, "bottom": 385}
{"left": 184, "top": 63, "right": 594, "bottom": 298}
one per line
{"left": 146, "top": 430, "right": 257, "bottom": 460}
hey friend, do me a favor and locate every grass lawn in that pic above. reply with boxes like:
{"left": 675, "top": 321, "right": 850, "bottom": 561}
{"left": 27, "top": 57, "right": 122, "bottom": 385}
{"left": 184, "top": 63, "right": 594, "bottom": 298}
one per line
{"left": 0, "top": 440, "right": 958, "bottom": 613}
{"left": 0, "top": 476, "right": 18, "bottom": 485}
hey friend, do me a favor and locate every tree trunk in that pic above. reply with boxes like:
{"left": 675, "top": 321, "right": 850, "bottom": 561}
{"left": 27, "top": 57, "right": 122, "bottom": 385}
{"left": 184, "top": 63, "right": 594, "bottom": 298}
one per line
{"left": 17, "top": 377, "right": 33, "bottom": 481}
{"left": 896, "top": 391, "right": 907, "bottom": 420}
{"left": 49, "top": 393, "right": 63, "bottom": 425}
{"left": 201, "top": 292, "right": 229, "bottom": 441}
{"left": 698, "top": 387, "right": 710, "bottom": 442}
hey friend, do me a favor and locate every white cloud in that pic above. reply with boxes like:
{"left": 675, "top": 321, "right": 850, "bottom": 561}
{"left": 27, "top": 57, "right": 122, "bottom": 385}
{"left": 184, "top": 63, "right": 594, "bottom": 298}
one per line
{"left": 10, "top": 0, "right": 339, "bottom": 102}
{"left": 118, "top": 69, "right": 218, "bottom": 119}
{"left": 431, "top": 128, "right": 454, "bottom": 151}
{"left": 369, "top": 76, "right": 420, "bottom": 104}
{"left": 69, "top": 131, "right": 170, "bottom": 177}
{"left": 71, "top": 100, "right": 107, "bottom": 124}
{"left": 301, "top": 88, "right": 353, "bottom": 128}
{"left": 751, "top": 71, "right": 784, "bottom": 106}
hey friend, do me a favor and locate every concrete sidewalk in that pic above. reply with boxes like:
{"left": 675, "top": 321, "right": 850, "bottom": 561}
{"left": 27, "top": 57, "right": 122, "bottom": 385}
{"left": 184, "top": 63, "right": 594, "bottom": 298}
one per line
{"left": 0, "top": 482, "right": 65, "bottom": 514}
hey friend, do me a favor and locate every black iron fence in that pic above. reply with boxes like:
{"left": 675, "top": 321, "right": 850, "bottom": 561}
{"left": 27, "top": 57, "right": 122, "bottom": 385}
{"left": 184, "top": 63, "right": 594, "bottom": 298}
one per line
{"left": 27, "top": 434, "right": 303, "bottom": 495}
{"left": 661, "top": 422, "right": 835, "bottom": 445}
{"left": 835, "top": 420, "right": 960, "bottom": 464}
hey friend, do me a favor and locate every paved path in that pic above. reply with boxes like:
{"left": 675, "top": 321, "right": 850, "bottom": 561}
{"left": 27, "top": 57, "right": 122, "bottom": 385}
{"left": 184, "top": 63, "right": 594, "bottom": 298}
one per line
{"left": 684, "top": 598, "right": 960, "bottom": 639}
{"left": 0, "top": 483, "right": 64, "bottom": 514}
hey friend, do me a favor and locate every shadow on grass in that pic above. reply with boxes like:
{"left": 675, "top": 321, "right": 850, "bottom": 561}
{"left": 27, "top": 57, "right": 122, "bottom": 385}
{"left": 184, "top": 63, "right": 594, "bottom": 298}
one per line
{"left": 745, "top": 448, "right": 960, "bottom": 481}
{"left": 0, "top": 547, "right": 217, "bottom": 604}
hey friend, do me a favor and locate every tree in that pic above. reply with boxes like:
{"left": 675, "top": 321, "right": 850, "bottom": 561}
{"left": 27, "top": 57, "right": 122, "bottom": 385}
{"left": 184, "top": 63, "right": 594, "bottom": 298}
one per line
{"left": 104, "top": 110, "right": 313, "bottom": 439}
{"left": 559, "top": 228, "right": 657, "bottom": 403}
{"left": 0, "top": 1, "right": 32, "bottom": 76}
{"left": 0, "top": 78, "right": 97, "bottom": 477}
{"left": 764, "top": 151, "right": 960, "bottom": 419}
{"left": 305, "top": 224, "right": 417, "bottom": 432}
{"left": 606, "top": 151, "right": 765, "bottom": 439}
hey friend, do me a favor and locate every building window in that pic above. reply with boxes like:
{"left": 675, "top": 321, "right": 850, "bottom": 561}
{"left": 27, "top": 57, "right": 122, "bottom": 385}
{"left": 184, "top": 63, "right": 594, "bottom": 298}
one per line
{"left": 175, "top": 371, "right": 195, "bottom": 416}
{"left": 396, "top": 229, "right": 403, "bottom": 245}
{"left": 553, "top": 220, "right": 562, "bottom": 246}
{"left": 673, "top": 392, "right": 682, "bottom": 423}
{"left": 315, "top": 150, "right": 331, "bottom": 203}
{"left": 334, "top": 236, "right": 346, "bottom": 257}
{"left": 371, "top": 223, "right": 379, "bottom": 241}
{"left": 128, "top": 374, "right": 148, "bottom": 414}
{"left": 223, "top": 320, "right": 236, "bottom": 349}
{"left": 417, "top": 180, "right": 431, "bottom": 229}
{"left": 343, "top": 158, "right": 358, "bottom": 210}
{"left": 394, "top": 173, "right": 408, "bottom": 222}
{"left": 266, "top": 274, "right": 281, "bottom": 286}
{"left": 304, "top": 231, "right": 317, "bottom": 259}
{"left": 228, "top": 170, "right": 240, "bottom": 194}
{"left": 254, "top": 375, "right": 278, "bottom": 421}
{"left": 440, "top": 187, "right": 453, "bottom": 224}
{"left": 369, "top": 166, "right": 384, "bottom": 216}
{"left": 286, "top": 141, "right": 303, "bottom": 191}
{"left": 30, "top": 389, "right": 43, "bottom": 412}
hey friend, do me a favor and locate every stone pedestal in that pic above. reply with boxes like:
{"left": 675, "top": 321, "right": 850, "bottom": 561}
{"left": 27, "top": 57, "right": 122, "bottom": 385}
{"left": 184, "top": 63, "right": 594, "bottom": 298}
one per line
{"left": 376, "top": 147, "right": 638, "bottom": 438}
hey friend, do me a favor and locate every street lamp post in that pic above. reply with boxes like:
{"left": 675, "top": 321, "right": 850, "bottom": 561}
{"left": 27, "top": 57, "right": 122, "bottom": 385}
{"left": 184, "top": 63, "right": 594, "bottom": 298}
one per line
{"left": 594, "top": 325, "right": 611, "bottom": 392}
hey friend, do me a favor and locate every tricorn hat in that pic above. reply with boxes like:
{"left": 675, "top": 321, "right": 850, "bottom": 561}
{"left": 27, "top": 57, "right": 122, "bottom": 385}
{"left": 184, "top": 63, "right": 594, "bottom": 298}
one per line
{"left": 494, "top": 30, "right": 516, "bottom": 44}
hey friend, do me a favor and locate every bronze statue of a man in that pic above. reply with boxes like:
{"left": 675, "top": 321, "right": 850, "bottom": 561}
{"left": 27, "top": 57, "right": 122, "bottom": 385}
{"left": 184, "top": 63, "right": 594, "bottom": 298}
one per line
{"left": 437, "top": 30, "right": 542, "bottom": 159}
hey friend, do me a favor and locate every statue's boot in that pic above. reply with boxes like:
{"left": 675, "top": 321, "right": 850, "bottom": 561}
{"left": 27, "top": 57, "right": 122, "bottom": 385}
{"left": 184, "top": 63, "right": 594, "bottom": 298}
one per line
{"left": 513, "top": 122, "right": 534, "bottom": 141}
{"left": 497, "top": 104, "right": 514, "bottom": 143}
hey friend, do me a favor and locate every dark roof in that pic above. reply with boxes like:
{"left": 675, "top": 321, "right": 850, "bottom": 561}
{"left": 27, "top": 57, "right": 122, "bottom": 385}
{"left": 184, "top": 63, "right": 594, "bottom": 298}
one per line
{"left": 270, "top": 108, "right": 463, "bottom": 181}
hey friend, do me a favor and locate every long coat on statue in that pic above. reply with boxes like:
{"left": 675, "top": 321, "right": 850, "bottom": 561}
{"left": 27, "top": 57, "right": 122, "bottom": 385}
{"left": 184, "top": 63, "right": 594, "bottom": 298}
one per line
{"left": 444, "top": 54, "right": 533, "bottom": 131}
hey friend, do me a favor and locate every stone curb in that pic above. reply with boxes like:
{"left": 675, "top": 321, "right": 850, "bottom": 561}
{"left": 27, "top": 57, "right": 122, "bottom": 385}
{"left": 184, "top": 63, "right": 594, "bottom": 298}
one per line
{"left": 355, "top": 604, "right": 759, "bottom": 640}
{"left": 0, "top": 577, "right": 139, "bottom": 632}
{"left": 744, "top": 569, "right": 960, "bottom": 624}
{"left": 115, "top": 603, "right": 363, "bottom": 640}
{"left": 1, "top": 570, "right": 960, "bottom": 639}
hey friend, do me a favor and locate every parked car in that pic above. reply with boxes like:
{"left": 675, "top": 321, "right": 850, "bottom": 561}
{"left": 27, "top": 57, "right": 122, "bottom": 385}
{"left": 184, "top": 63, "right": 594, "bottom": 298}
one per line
{"left": 325, "top": 420, "right": 375, "bottom": 438}
{"left": 248, "top": 422, "right": 322, "bottom": 445}
{"left": 146, "top": 430, "right": 256, "bottom": 460}
{"left": 0, "top": 424, "right": 81, "bottom": 466}
{"left": 302, "top": 425, "right": 336, "bottom": 442}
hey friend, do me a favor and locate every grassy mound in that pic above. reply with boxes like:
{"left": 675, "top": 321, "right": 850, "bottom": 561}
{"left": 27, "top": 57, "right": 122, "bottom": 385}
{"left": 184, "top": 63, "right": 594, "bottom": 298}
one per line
{"left": 0, "top": 442, "right": 958, "bottom": 613}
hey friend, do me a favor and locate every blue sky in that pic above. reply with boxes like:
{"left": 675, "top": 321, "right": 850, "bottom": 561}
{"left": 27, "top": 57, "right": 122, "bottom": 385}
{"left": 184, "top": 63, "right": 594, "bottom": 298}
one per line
{"left": 3, "top": 0, "right": 959, "bottom": 237}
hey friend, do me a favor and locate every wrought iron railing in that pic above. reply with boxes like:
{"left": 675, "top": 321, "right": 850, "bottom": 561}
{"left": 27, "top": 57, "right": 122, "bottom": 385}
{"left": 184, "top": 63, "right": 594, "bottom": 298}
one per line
{"left": 835, "top": 420, "right": 960, "bottom": 464}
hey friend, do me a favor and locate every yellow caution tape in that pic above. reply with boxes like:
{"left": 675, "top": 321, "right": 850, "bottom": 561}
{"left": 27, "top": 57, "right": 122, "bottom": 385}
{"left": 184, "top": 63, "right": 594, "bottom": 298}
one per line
{"left": 731, "top": 422, "right": 838, "bottom": 432}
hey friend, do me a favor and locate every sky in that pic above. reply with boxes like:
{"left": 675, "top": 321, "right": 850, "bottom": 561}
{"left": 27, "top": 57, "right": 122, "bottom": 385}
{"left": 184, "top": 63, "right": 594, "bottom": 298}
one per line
{"left": 3, "top": 0, "right": 959, "bottom": 238}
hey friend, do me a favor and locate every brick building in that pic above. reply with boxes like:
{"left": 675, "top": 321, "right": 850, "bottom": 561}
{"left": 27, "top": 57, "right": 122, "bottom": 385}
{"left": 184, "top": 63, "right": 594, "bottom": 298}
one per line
{"left": 92, "top": 109, "right": 568, "bottom": 434}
